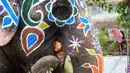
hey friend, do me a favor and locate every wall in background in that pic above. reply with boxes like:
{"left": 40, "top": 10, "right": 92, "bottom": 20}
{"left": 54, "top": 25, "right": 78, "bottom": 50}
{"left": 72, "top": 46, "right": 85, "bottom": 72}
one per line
{"left": 104, "top": 56, "right": 127, "bottom": 73}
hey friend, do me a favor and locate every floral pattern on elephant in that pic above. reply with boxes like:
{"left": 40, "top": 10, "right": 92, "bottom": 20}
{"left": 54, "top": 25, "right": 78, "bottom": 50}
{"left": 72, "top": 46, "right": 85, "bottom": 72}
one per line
{"left": 21, "top": 0, "right": 49, "bottom": 55}
{"left": 0, "top": 0, "right": 103, "bottom": 73}
{"left": 46, "top": 0, "right": 78, "bottom": 27}
{"left": 83, "top": 49, "right": 103, "bottom": 73}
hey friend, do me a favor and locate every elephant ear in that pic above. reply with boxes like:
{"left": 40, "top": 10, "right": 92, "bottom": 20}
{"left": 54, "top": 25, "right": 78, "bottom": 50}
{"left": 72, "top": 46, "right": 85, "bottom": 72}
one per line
{"left": 0, "top": 0, "right": 20, "bottom": 46}
{"left": 0, "top": 26, "right": 17, "bottom": 46}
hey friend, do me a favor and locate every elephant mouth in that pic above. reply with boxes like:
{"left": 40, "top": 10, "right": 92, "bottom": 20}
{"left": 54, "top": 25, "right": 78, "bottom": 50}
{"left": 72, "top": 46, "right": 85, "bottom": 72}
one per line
{"left": 52, "top": 1, "right": 72, "bottom": 20}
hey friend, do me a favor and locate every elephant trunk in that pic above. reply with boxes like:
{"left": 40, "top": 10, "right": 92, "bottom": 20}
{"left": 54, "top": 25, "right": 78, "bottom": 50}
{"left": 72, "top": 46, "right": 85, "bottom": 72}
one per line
{"left": 31, "top": 55, "right": 59, "bottom": 73}
{"left": 52, "top": 0, "right": 72, "bottom": 20}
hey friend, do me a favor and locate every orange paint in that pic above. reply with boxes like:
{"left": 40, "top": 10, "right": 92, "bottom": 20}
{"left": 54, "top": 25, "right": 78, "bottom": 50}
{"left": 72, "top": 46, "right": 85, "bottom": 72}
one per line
{"left": 91, "top": 65, "right": 99, "bottom": 73}
{"left": 76, "top": 49, "right": 80, "bottom": 54}
{"left": 68, "top": 45, "right": 71, "bottom": 48}
{"left": 77, "top": 23, "right": 86, "bottom": 29}
{"left": 97, "top": 54, "right": 103, "bottom": 73}
{"left": 71, "top": 35, "right": 75, "bottom": 39}
{"left": 80, "top": 23, "right": 85, "bottom": 27}
{"left": 82, "top": 54, "right": 103, "bottom": 73}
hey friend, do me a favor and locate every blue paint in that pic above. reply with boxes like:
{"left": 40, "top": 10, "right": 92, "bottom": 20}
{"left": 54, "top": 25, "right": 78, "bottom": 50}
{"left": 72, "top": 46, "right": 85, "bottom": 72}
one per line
{"left": 48, "top": 13, "right": 55, "bottom": 21}
{"left": 0, "top": 5, "right": 3, "bottom": 12}
{"left": 79, "top": 16, "right": 88, "bottom": 24}
{"left": 1, "top": 0, "right": 19, "bottom": 25}
{"left": 70, "top": 0, "right": 75, "bottom": 5}
{"left": 66, "top": 16, "right": 74, "bottom": 25}
{"left": 78, "top": 0, "right": 80, "bottom": 4}
{"left": 76, "top": 0, "right": 80, "bottom": 6}
{"left": 27, "top": 33, "right": 38, "bottom": 49}
{"left": 2, "top": 16, "right": 12, "bottom": 27}
{"left": 72, "top": 48, "right": 75, "bottom": 52}
{"left": 84, "top": 24, "right": 90, "bottom": 34}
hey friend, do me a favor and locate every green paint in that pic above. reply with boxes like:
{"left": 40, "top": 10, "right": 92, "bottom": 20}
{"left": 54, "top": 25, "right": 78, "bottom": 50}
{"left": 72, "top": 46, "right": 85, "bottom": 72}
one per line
{"left": 55, "top": 20, "right": 65, "bottom": 27}
{"left": 46, "top": 3, "right": 51, "bottom": 11}
{"left": 33, "top": 0, "right": 39, "bottom": 4}
{"left": 22, "top": 0, "right": 40, "bottom": 26}
{"left": 73, "top": 6, "right": 78, "bottom": 15}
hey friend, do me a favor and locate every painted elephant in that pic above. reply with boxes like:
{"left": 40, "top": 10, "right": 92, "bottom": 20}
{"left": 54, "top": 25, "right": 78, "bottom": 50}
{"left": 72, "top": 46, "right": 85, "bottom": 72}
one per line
{"left": 0, "top": 0, "right": 103, "bottom": 73}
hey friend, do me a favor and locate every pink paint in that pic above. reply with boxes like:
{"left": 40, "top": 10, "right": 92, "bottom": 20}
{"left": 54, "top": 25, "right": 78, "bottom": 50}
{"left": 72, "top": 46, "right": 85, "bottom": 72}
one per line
{"left": 0, "top": 28, "right": 16, "bottom": 46}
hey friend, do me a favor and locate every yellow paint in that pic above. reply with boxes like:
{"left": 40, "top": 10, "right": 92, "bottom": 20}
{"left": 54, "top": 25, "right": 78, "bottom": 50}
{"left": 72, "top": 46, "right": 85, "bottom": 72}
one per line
{"left": 39, "top": 21, "right": 49, "bottom": 30}
{"left": 49, "top": 67, "right": 54, "bottom": 72}
{"left": 85, "top": 8, "right": 88, "bottom": 17}
{"left": 86, "top": 49, "right": 96, "bottom": 55}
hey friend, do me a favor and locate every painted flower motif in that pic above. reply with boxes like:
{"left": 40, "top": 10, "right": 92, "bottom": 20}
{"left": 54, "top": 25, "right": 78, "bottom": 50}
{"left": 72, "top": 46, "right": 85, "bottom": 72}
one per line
{"left": 21, "top": 27, "right": 46, "bottom": 56}
{"left": 68, "top": 35, "right": 84, "bottom": 53}
{"left": 45, "top": 0, "right": 78, "bottom": 27}
{"left": 81, "top": 63, "right": 99, "bottom": 73}
{"left": 92, "top": 38, "right": 101, "bottom": 52}
{"left": 81, "top": 54, "right": 103, "bottom": 73}
{"left": 21, "top": 0, "right": 50, "bottom": 56}
{"left": 21, "top": 21, "right": 49, "bottom": 56}
{"left": 77, "top": 16, "right": 91, "bottom": 37}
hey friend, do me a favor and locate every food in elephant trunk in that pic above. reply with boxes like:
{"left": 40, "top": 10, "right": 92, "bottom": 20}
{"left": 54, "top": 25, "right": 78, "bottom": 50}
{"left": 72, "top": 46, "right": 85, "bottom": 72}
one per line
{"left": 54, "top": 41, "right": 62, "bottom": 53}
{"left": 54, "top": 40, "right": 67, "bottom": 69}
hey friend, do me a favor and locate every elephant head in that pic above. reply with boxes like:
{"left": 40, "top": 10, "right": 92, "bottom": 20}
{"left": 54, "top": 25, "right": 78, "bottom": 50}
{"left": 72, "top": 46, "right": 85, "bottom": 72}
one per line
{"left": 0, "top": 0, "right": 103, "bottom": 73}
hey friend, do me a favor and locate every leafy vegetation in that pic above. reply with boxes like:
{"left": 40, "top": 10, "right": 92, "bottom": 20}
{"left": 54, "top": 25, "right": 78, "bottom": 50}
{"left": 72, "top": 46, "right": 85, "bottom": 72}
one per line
{"left": 87, "top": 0, "right": 129, "bottom": 55}
{"left": 87, "top": 0, "right": 130, "bottom": 28}
{"left": 98, "top": 27, "right": 120, "bottom": 55}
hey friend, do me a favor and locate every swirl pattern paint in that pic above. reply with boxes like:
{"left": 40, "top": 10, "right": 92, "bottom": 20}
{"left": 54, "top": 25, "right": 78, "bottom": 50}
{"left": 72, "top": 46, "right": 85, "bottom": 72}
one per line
{"left": 0, "top": 0, "right": 19, "bottom": 28}
{"left": 21, "top": 0, "right": 49, "bottom": 56}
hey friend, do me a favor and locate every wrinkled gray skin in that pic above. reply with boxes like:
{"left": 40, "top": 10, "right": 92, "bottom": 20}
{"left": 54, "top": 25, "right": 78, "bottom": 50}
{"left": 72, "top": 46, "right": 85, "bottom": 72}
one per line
{"left": 0, "top": 0, "right": 99, "bottom": 73}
